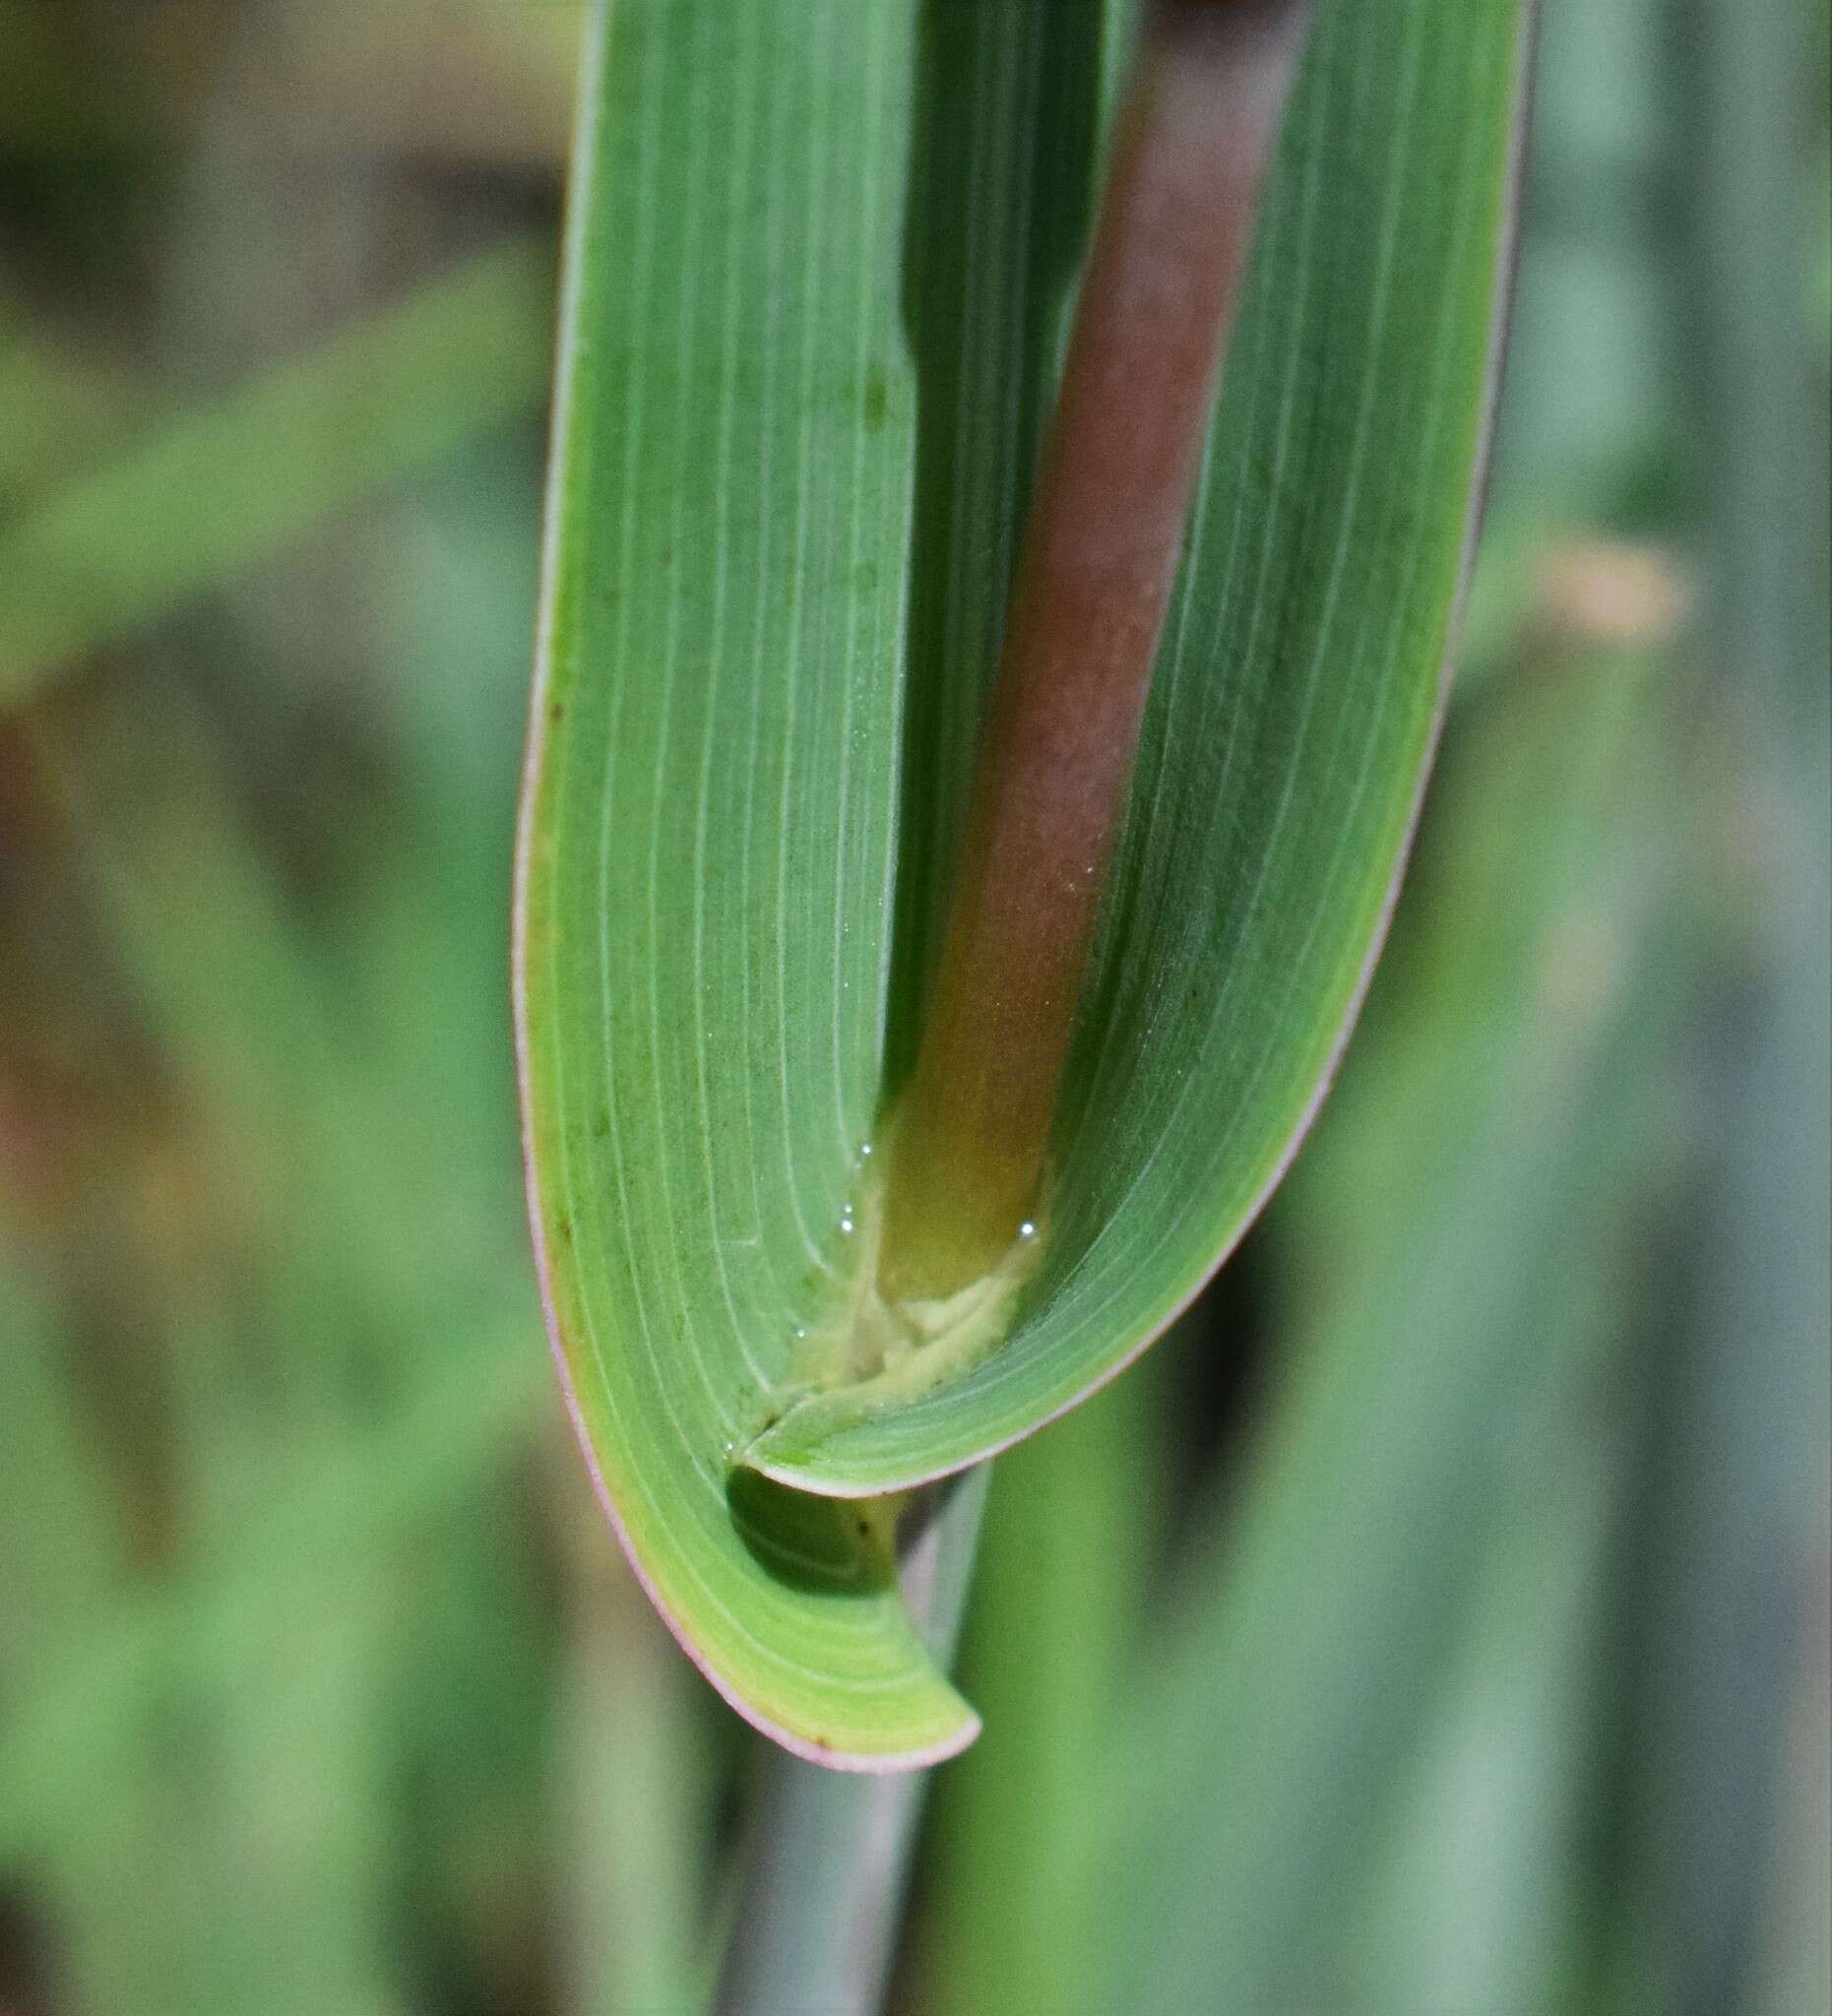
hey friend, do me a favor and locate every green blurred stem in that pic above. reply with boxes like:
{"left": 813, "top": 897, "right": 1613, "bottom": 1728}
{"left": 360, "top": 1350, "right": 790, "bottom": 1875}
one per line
{"left": 880, "top": 0, "right": 1309, "bottom": 1300}
{"left": 713, "top": 1469, "right": 988, "bottom": 2016}
{"left": 1592, "top": 0, "right": 1832, "bottom": 2005}
{"left": 925, "top": 1358, "right": 1162, "bottom": 2016}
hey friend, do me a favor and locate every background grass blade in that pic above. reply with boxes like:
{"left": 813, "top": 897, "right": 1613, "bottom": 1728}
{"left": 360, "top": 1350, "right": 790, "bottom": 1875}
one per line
{"left": 0, "top": 240, "right": 551, "bottom": 708}
{"left": 1585, "top": 0, "right": 1832, "bottom": 2003}
{"left": 1097, "top": 641, "right": 1687, "bottom": 2011}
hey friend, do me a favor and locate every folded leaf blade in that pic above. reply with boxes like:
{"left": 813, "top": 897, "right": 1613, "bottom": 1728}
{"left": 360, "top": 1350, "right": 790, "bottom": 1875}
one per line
{"left": 519, "top": 0, "right": 1532, "bottom": 1755}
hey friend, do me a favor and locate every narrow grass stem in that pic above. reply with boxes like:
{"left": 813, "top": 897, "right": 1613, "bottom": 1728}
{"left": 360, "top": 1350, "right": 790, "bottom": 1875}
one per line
{"left": 713, "top": 1470, "right": 989, "bottom": 2016}
{"left": 880, "top": 0, "right": 1310, "bottom": 1301}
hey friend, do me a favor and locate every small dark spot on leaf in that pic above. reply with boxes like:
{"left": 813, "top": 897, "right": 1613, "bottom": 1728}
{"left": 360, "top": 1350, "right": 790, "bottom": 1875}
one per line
{"left": 862, "top": 371, "right": 889, "bottom": 431}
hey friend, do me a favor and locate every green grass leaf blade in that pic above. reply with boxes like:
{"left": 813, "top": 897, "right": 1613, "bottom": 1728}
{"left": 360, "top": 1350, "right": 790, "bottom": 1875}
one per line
{"left": 519, "top": 0, "right": 1531, "bottom": 1756}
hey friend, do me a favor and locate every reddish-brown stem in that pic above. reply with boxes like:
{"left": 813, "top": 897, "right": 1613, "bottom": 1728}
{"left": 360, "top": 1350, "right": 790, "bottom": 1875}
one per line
{"left": 880, "top": 0, "right": 1310, "bottom": 1301}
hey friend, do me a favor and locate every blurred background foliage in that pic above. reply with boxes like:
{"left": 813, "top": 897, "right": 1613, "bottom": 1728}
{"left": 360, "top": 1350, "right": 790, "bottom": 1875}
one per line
{"left": 0, "top": 2, "right": 1826, "bottom": 2013}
